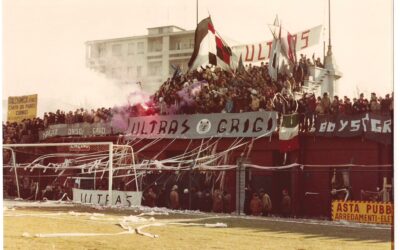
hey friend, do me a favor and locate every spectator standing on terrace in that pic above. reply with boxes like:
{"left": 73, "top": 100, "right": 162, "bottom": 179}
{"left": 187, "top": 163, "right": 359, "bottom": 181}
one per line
{"left": 380, "top": 94, "right": 391, "bottom": 115}
{"left": 315, "top": 97, "right": 324, "bottom": 116}
{"left": 249, "top": 193, "right": 263, "bottom": 216}
{"left": 212, "top": 189, "right": 224, "bottom": 213}
{"left": 159, "top": 97, "right": 167, "bottom": 115}
{"left": 356, "top": 93, "right": 368, "bottom": 114}
{"left": 204, "top": 189, "right": 213, "bottom": 212}
{"left": 330, "top": 96, "right": 340, "bottom": 115}
{"left": 145, "top": 187, "right": 157, "bottom": 207}
{"left": 369, "top": 93, "right": 381, "bottom": 114}
{"left": 281, "top": 189, "right": 291, "bottom": 217}
{"left": 321, "top": 92, "right": 331, "bottom": 114}
{"left": 293, "top": 62, "right": 304, "bottom": 86}
{"left": 297, "top": 95, "right": 306, "bottom": 131}
{"left": 305, "top": 94, "right": 316, "bottom": 131}
{"left": 20, "top": 177, "right": 33, "bottom": 199}
{"left": 352, "top": 98, "right": 362, "bottom": 114}
{"left": 223, "top": 191, "right": 232, "bottom": 213}
{"left": 259, "top": 189, "right": 272, "bottom": 216}
{"left": 224, "top": 93, "right": 234, "bottom": 113}
{"left": 249, "top": 90, "right": 260, "bottom": 111}
{"left": 169, "top": 185, "right": 180, "bottom": 210}
{"left": 181, "top": 188, "right": 190, "bottom": 210}
{"left": 313, "top": 54, "right": 324, "bottom": 68}
{"left": 343, "top": 97, "right": 353, "bottom": 115}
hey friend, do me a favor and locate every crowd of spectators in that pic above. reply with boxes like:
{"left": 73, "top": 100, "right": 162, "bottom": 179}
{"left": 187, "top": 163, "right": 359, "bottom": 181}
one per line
{"left": 3, "top": 107, "right": 116, "bottom": 144}
{"left": 141, "top": 185, "right": 234, "bottom": 213}
{"left": 3, "top": 175, "right": 69, "bottom": 201}
{"left": 3, "top": 54, "right": 394, "bottom": 144}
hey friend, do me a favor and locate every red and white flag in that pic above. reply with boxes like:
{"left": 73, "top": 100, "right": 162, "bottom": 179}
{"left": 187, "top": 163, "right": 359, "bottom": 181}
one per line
{"left": 188, "top": 17, "right": 233, "bottom": 71}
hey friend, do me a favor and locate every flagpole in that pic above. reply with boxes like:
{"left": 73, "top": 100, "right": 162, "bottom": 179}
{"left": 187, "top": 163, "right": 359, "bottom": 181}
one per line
{"left": 196, "top": 0, "right": 198, "bottom": 25}
{"left": 328, "top": 0, "right": 331, "bottom": 48}
{"left": 327, "top": 0, "right": 332, "bottom": 56}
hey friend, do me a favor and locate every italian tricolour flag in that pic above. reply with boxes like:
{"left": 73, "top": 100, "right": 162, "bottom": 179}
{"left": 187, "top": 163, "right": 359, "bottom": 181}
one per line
{"left": 279, "top": 113, "right": 299, "bottom": 152}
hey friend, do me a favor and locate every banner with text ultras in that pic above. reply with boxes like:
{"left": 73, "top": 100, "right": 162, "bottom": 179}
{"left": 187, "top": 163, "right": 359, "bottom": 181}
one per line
{"left": 232, "top": 25, "right": 322, "bottom": 63}
{"left": 332, "top": 200, "right": 393, "bottom": 225}
{"left": 73, "top": 188, "right": 143, "bottom": 207}
{"left": 7, "top": 94, "right": 38, "bottom": 123}
{"left": 125, "top": 111, "right": 277, "bottom": 139}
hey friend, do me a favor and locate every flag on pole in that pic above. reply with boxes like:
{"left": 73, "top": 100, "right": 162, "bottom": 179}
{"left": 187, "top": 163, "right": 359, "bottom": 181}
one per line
{"left": 188, "top": 17, "right": 233, "bottom": 71}
{"left": 268, "top": 25, "right": 282, "bottom": 81}
{"left": 286, "top": 32, "right": 297, "bottom": 64}
{"left": 170, "top": 64, "right": 182, "bottom": 81}
{"left": 279, "top": 113, "right": 299, "bottom": 152}
{"left": 237, "top": 54, "right": 245, "bottom": 73}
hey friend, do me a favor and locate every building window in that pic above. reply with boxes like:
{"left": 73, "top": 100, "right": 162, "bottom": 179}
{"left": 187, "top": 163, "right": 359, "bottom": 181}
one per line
{"left": 137, "top": 66, "right": 142, "bottom": 77}
{"left": 112, "top": 44, "right": 122, "bottom": 56}
{"left": 88, "top": 45, "right": 93, "bottom": 58}
{"left": 128, "top": 43, "right": 135, "bottom": 55}
{"left": 98, "top": 44, "right": 106, "bottom": 58}
{"left": 127, "top": 67, "right": 133, "bottom": 77}
{"left": 148, "top": 62, "right": 161, "bottom": 76}
{"left": 189, "top": 39, "right": 194, "bottom": 49}
{"left": 137, "top": 42, "right": 144, "bottom": 54}
{"left": 111, "top": 67, "right": 121, "bottom": 78}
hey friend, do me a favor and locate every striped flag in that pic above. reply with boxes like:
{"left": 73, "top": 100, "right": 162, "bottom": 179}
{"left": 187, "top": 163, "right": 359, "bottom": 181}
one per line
{"left": 279, "top": 113, "right": 299, "bottom": 152}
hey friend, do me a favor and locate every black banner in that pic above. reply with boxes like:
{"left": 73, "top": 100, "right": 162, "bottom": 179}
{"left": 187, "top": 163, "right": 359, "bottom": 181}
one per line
{"left": 314, "top": 113, "right": 392, "bottom": 144}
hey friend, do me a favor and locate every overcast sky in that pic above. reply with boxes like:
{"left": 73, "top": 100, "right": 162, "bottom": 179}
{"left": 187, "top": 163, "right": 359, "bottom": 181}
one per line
{"left": 2, "top": 0, "right": 393, "bottom": 120}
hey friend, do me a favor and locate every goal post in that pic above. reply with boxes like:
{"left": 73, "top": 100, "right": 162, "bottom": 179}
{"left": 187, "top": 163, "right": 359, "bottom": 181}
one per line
{"left": 2, "top": 142, "right": 141, "bottom": 207}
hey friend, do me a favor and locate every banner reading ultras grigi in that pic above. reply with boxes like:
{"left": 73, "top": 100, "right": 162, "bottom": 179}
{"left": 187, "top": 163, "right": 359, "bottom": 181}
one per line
{"left": 314, "top": 113, "right": 392, "bottom": 144}
{"left": 39, "top": 123, "right": 112, "bottom": 140}
{"left": 125, "top": 111, "right": 277, "bottom": 139}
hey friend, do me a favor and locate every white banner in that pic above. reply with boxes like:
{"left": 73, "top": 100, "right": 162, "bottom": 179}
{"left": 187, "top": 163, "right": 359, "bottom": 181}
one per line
{"left": 232, "top": 25, "right": 323, "bottom": 63}
{"left": 72, "top": 188, "right": 142, "bottom": 207}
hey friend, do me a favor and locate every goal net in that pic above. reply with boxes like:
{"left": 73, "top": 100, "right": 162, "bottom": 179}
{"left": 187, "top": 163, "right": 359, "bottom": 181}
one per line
{"left": 3, "top": 142, "right": 142, "bottom": 207}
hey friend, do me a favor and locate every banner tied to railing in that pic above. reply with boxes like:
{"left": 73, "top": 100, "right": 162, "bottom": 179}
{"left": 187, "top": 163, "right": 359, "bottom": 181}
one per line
{"left": 39, "top": 123, "right": 114, "bottom": 140}
{"left": 331, "top": 200, "right": 393, "bottom": 225}
{"left": 7, "top": 94, "right": 38, "bottom": 123}
{"left": 125, "top": 111, "right": 277, "bottom": 139}
{"left": 72, "top": 188, "right": 142, "bottom": 207}
{"left": 314, "top": 113, "right": 392, "bottom": 144}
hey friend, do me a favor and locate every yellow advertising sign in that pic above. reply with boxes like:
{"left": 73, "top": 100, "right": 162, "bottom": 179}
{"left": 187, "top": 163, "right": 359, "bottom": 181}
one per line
{"left": 7, "top": 94, "right": 38, "bottom": 123}
{"left": 332, "top": 200, "right": 393, "bottom": 225}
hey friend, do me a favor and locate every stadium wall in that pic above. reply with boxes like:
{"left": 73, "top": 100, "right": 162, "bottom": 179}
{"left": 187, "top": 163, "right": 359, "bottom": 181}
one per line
{"left": 42, "top": 133, "right": 392, "bottom": 218}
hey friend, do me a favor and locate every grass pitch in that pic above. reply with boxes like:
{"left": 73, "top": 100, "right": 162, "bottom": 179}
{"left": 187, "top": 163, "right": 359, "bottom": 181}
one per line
{"left": 3, "top": 203, "right": 392, "bottom": 250}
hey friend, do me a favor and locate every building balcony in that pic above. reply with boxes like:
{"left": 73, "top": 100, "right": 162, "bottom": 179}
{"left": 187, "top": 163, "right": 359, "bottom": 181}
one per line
{"left": 169, "top": 48, "right": 193, "bottom": 55}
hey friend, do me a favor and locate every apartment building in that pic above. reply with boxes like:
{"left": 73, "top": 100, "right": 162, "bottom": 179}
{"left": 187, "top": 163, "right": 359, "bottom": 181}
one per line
{"left": 85, "top": 25, "right": 195, "bottom": 93}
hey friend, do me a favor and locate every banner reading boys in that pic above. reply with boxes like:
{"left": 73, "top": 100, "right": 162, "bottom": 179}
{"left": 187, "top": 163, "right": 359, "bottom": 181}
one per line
{"left": 7, "top": 94, "right": 38, "bottom": 123}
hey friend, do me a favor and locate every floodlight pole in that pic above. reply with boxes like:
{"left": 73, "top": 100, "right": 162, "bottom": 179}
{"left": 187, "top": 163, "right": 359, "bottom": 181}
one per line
{"left": 196, "top": 0, "right": 198, "bottom": 25}
{"left": 108, "top": 143, "right": 113, "bottom": 206}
